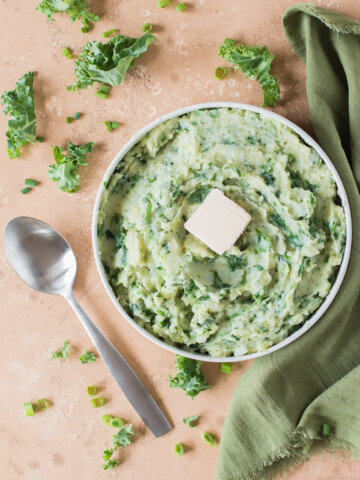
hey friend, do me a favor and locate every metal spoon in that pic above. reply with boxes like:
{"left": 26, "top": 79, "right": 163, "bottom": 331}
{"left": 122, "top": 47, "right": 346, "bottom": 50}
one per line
{"left": 4, "top": 216, "right": 171, "bottom": 437}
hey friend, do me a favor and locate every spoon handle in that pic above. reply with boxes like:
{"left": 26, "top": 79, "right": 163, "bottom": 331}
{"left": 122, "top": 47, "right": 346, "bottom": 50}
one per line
{"left": 66, "top": 291, "right": 171, "bottom": 438}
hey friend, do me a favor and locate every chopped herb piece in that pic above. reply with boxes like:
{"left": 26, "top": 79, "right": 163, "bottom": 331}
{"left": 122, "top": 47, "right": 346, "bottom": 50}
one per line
{"left": 1, "top": 71, "right": 37, "bottom": 158}
{"left": 37, "top": 398, "right": 51, "bottom": 410}
{"left": 87, "top": 385, "right": 97, "bottom": 397}
{"left": 322, "top": 424, "right": 331, "bottom": 436}
{"left": 176, "top": 3, "right": 187, "bottom": 12}
{"left": 103, "top": 29, "right": 116, "bottom": 38}
{"left": 25, "top": 178, "right": 37, "bottom": 187}
{"left": 96, "top": 85, "right": 111, "bottom": 99}
{"left": 21, "top": 187, "right": 31, "bottom": 194}
{"left": 226, "top": 255, "right": 245, "bottom": 271}
{"left": 48, "top": 141, "right": 94, "bottom": 192}
{"left": 79, "top": 349, "right": 96, "bottom": 364}
{"left": 175, "top": 443, "right": 184, "bottom": 456}
{"left": 214, "top": 66, "right": 226, "bottom": 80}
{"left": 201, "top": 431, "right": 217, "bottom": 447}
{"left": 142, "top": 23, "right": 152, "bottom": 32}
{"left": 24, "top": 402, "right": 34, "bottom": 417}
{"left": 169, "top": 355, "right": 212, "bottom": 399}
{"left": 104, "top": 121, "right": 119, "bottom": 132}
{"left": 67, "top": 32, "right": 155, "bottom": 94}
{"left": 36, "top": 0, "right": 99, "bottom": 28}
{"left": 73, "top": 111, "right": 81, "bottom": 120}
{"left": 157, "top": 0, "right": 170, "bottom": 7}
{"left": 102, "top": 459, "right": 120, "bottom": 470}
{"left": 220, "top": 363, "right": 232, "bottom": 374}
{"left": 188, "top": 186, "right": 210, "bottom": 203}
{"left": 269, "top": 214, "right": 286, "bottom": 230}
{"left": 183, "top": 415, "right": 199, "bottom": 428}
{"left": 212, "top": 272, "right": 230, "bottom": 289}
{"left": 219, "top": 38, "right": 280, "bottom": 107}
{"left": 90, "top": 397, "right": 105, "bottom": 408}
{"left": 62, "top": 47, "right": 72, "bottom": 59}
{"left": 66, "top": 116, "right": 73, "bottom": 123}
{"left": 112, "top": 424, "right": 134, "bottom": 448}
{"left": 160, "top": 318, "right": 170, "bottom": 328}
{"left": 50, "top": 340, "right": 69, "bottom": 360}
{"left": 81, "top": 19, "right": 90, "bottom": 33}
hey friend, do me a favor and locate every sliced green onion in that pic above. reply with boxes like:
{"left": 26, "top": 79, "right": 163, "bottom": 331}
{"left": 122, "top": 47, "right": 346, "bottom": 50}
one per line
{"left": 37, "top": 398, "right": 50, "bottom": 410}
{"left": 96, "top": 85, "right": 111, "bottom": 99}
{"left": 142, "top": 23, "right": 152, "bottom": 32}
{"left": 144, "top": 198, "right": 152, "bottom": 223}
{"left": 81, "top": 19, "right": 90, "bottom": 33}
{"left": 87, "top": 385, "right": 97, "bottom": 397}
{"left": 214, "top": 67, "right": 227, "bottom": 80}
{"left": 73, "top": 112, "right": 81, "bottom": 120}
{"left": 201, "top": 432, "right": 217, "bottom": 447}
{"left": 110, "top": 418, "right": 124, "bottom": 428}
{"left": 36, "top": 136, "right": 44, "bottom": 143}
{"left": 66, "top": 116, "right": 73, "bottom": 124}
{"left": 220, "top": 362, "right": 232, "bottom": 374}
{"left": 103, "top": 29, "right": 116, "bottom": 37}
{"left": 90, "top": 397, "right": 105, "bottom": 408}
{"left": 101, "top": 414, "right": 114, "bottom": 426}
{"left": 25, "top": 179, "right": 37, "bottom": 187}
{"left": 174, "top": 443, "right": 184, "bottom": 457}
{"left": 157, "top": 0, "right": 170, "bottom": 7}
{"left": 24, "top": 402, "right": 34, "bottom": 417}
{"left": 322, "top": 424, "right": 331, "bottom": 436}
{"left": 176, "top": 2, "right": 187, "bottom": 11}
{"left": 62, "top": 47, "right": 72, "bottom": 59}
{"left": 21, "top": 187, "right": 31, "bottom": 194}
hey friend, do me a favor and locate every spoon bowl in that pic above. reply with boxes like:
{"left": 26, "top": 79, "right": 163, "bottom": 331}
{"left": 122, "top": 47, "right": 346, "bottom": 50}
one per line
{"left": 5, "top": 216, "right": 76, "bottom": 295}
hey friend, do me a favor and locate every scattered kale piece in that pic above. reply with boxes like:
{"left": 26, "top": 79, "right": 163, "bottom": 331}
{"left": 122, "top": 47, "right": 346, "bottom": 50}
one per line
{"left": 183, "top": 415, "right": 200, "bottom": 428}
{"left": 79, "top": 349, "right": 96, "bottom": 363}
{"left": 36, "top": 0, "right": 99, "bottom": 27}
{"left": 169, "top": 355, "right": 212, "bottom": 399}
{"left": 51, "top": 340, "right": 69, "bottom": 360}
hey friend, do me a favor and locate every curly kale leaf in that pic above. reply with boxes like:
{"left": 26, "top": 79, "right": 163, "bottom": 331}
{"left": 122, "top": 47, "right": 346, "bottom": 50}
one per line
{"left": 111, "top": 424, "right": 134, "bottom": 448}
{"left": 67, "top": 32, "right": 155, "bottom": 92}
{"left": 169, "top": 355, "right": 212, "bottom": 399}
{"left": 1, "top": 71, "right": 37, "bottom": 159}
{"left": 48, "top": 141, "right": 94, "bottom": 192}
{"left": 219, "top": 38, "right": 280, "bottom": 107}
{"left": 36, "top": 0, "right": 99, "bottom": 24}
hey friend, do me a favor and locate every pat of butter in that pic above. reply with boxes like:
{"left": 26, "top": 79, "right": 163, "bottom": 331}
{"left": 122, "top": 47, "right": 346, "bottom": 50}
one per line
{"left": 184, "top": 189, "right": 251, "bottom": 255}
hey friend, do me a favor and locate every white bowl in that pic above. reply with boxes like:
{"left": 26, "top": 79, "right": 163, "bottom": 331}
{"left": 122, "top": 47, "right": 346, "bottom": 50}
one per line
{"left": 92, "top": 102, "right": 352, "bottom": 363}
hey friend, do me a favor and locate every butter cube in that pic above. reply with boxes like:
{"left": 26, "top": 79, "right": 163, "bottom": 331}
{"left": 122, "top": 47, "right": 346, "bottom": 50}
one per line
{"left": 184, "top": 189, "right": 251, "bottom": 255}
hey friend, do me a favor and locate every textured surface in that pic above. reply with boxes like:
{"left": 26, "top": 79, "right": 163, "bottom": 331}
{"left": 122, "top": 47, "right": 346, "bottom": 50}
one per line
{"left": 0, "top": 0, "right": 359, "bottom": 479}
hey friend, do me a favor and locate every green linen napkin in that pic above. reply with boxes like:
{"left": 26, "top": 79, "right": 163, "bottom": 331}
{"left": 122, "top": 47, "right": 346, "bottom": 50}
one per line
{"left": 215, "top": 4, "right": 360, "bottom": 480}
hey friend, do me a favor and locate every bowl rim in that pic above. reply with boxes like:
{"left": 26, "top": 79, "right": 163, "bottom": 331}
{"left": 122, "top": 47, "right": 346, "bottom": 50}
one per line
{"left": 92, "top": 101, "right": 352, "bottom": 363}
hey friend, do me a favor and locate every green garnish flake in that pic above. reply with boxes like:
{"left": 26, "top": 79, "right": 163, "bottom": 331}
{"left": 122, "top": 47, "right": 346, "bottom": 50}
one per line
{"left": 62, "top": 47, "right": 72, "bottom": 59}
{"left": 24, "top": 402, "right": 34, "bottom": 417}
{"left": 25, "top": 178, "right": 37, "bottom": 187}
{"left": 214, "top": 66, "right": 226, "bottom": 80}
{"left": 104, "top": 121, "right": 119, "bottom": 132}
{"left": 322, "top": 423, "right": 331, "bottom": 436}
{"left": 101, "top": 415, "right": 124, "bottom": 428}
{"left": 112, "top": 424, "right": 134, "bottom": 448}
{"left": 87, "top": 385, "right": 97, "bottom": 397}
{"left": 90, "top": 397, "right": 105, "bottom": 408}
{"left": 67, "top": 32, "right": 155, "bottom": 95}
{"left": 218, "top": 38, "right": 280, "bottom": 107}
{"left": 48, "top": 141, "right": 94, "bottom": 193}
{"left": 201, "top": 431, "right": 217, "bottom": 447}
{"left": 174, "top": 443, "right": 184, "bottom": 456}
{"left": 176, "top": 3, "right": 187, "bottom": 12}
{"left": 50, "top": 340, "right": 69, "bottom": 360}
{"left": 103, "top": 29, "right": 116, "bottom": 38}
{"left": 79, "top": 349, "right": 96, "bottom": 364}
{"left": 37, "top": 398, "right": 51, "bottom": 410}
{"left": 95, "top": 85, "right": 111, "bottom": 99}
{"left": 169, "top": 355, "right": 212, "bottom": 399}
{"left": 220, "top": 362, "right": 232, "bottom": 374}
{"left": 142, "top": 23, "right": 152, "bottom": 32}
{"left": 36, "top": 0, "right": 99, "bottom": 30}
{"left": 157, "top": 0, "right": 170, "bottom": 7}
{"left": 81, "top": 19, "right": 90, "bottom": 33}
{"left": 102, "top": 458, "right": 120, "bottom": 470}
{"left": 183, "top": 415, "right": 199, "bottom": 428}
{"left": 1, "top": 71, "right": 37, "bottom": 159}
{"left": 21, "top": 187, "right": 31, "bottom": 194}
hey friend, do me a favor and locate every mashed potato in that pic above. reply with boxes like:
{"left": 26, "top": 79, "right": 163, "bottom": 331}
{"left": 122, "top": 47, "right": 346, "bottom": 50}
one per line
{"left": 97, "top": 108, "right": 346, "bottom": 357}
